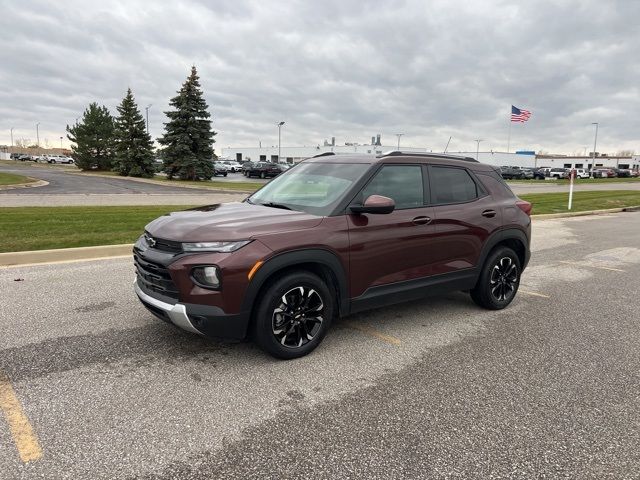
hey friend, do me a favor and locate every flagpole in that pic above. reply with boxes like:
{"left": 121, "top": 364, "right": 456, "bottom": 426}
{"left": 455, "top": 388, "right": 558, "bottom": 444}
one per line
{"left": 507, "top": 106, "right": 512, "bottom": 153}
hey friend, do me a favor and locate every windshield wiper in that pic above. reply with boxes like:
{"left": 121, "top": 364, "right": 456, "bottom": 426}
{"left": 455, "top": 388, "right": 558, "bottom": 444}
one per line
{"left": 258, "top": 201, "right": 292, "bottom": 211}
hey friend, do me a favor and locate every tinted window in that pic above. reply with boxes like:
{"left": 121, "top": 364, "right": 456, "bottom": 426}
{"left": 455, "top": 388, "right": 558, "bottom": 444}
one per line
{"left": 431, "top": 166, "right": 478, "bottom": 204}
{"left": 361, "top": 165, "right": 424, "bottom": 209}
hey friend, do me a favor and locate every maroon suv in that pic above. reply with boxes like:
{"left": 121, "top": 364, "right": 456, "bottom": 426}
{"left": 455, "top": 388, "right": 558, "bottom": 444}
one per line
{"left": 134, "top": 152, "right": 531, "bottom": 359}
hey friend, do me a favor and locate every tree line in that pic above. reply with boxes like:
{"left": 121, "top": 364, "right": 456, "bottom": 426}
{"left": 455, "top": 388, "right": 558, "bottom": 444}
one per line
{"left": 67, "top": 66, "right": 215, "bottom": 180}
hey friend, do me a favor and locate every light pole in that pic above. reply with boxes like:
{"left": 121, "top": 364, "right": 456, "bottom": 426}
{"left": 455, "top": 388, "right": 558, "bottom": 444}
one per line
{"left": 396, "top": 133, "right": 404, "bottom": 150}
{"left": 590, "top": 123, "right": 599, "bottom": 178}
{"left": 10, "top": 127, "right": 14, "bottom": 148}
{"left": 145, "top": 104, "right": 152, "bottom": 134}
{"left": 60, "top": 136, "right": 63, "bottom": 151}
{"left": 474, "top": 139, "right": 483, "bottom": 160}
{"left": 277, "top": 121, "right": 285, "bottom": 163}
{"left": 36, "top": 122, "right": 40, "bottom": 148}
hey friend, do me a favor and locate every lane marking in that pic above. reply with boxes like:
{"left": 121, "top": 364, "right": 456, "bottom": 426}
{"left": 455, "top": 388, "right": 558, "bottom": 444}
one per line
{"left": 559, "top": 260, "right": 626, "bottom": 272}
{"left": 0, "top": 370, "right": 43, "bottom": 463}
{"left": 345, "top": 322, "right": 402, "bottom": 346}
{"left": 518, "top": 289, "right": 550, "bottom": 298}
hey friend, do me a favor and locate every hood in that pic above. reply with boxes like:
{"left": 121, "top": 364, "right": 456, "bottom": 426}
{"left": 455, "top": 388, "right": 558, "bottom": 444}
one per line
{"left": 145, "top": 202, "right": 323, "bottom": 242}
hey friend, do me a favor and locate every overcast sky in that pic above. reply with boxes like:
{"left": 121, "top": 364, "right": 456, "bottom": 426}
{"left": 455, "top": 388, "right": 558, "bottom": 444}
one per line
{"left": 1, "top": 0, "right": 638, "bottom": 154}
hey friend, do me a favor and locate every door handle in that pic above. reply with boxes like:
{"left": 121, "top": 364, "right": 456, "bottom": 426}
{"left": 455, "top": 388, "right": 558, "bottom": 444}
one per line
{"left": 482, "top": 209, "right": 497, "bottom": 218}
{"left": 412, "top": 216, "right": 432, "bottom": 225}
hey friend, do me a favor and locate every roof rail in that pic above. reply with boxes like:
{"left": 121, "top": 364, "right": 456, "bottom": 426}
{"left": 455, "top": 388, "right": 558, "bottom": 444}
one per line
{"left": 311, "top": 152, "right": 336, "bottom": 158}
{"left": 378, "top": 151, "right": 478, "bottom": 163}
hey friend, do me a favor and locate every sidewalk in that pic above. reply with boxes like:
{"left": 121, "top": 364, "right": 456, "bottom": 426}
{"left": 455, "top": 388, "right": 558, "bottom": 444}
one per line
{"left": 0, "top": 192, "right": 247, "bottom": 207}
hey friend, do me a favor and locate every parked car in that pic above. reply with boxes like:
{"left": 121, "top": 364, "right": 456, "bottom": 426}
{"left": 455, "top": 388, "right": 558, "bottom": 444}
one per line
{"left": 573, "top": 168, "right": 589, "bottom": 179}
{"left": 246, "top": 162, "right": 281, "bottom": 178}
{"left": 499, "top": 166, "right": 525, "bottom": 180}
{"left": 241, "top": 161, "right": 256, "bottom": 175}
{"left": 17, "top": 154, "right": 33, "bottom": 161}
{"left": 212, "top": 162, "right": 228, "bottom": 177}
{"left": 592, "top": 168, "right": 614, "bottom": 178}
{"left": 548, "top": 168, "right": 569, "bottom": 179}
{"left": 46, "top": 155, "right": 74, "bottom": 164}
{"left": 9, "top": 153, "right": 21, "bottom": 160}
{"left": 630, "top": 170, "right": 640, "bottom": 178}
{"left": 519, "top": 168, "right": 535, "bottom": 179}
{"left": 531, "top": 168, "right": 546, "bottom": 180}
{"left": 613, "top": 168, "right": 631, "bottom": 178}
{"left": 219, "top": 160, "right": 243, "bottom": 172}
{"left": 134, "top": 152, "right": 532, "bottom": 358}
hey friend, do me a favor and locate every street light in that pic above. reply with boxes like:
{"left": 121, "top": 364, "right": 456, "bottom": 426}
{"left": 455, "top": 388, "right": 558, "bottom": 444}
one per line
{"left": 590, "top": 123, "right": 599, "bottom": 178}
{"left": 474, "top": 139, "right": 483, "bottom": 160}
{"left": 396, "top": 133, "right": 404, "bottom": 150}
{"left": 145, "top": 104, "right": 152, "bottom": 134}
{"left": 60, "top": 136, "right": 63, "bottom": 151}
{"left": 10, "top": 127, "right": 14, "bottom": 148}
{"left": 277, "top": 121, "right": 285, "bottom": 163}
{"left": 36, "top": 122, "right": 40, "bottom": 148}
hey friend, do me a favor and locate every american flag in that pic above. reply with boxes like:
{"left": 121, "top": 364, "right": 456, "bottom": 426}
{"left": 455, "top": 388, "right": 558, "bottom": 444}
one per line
{"left": 511, "top": 105, "right": 531, "bottom": 122}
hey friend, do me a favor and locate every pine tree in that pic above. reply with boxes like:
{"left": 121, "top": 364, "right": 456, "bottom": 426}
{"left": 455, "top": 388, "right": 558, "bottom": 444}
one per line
{"left": 66, "top": 103, "right": 115, "bottom": 171}
{"left": 158, "top": 66, "right": 216, "bottom": 180}
{"left": 113, "top": 88, "right": 155, "bottom": 177}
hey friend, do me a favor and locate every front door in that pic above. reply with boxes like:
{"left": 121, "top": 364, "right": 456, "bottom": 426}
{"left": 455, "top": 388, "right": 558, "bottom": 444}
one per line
{"left": 347, "top": 164, "right": 437, "bottom": 298}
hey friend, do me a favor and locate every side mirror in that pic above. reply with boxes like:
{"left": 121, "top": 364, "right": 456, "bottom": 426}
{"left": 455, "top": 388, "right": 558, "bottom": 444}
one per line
{"left": 350, "top": 195, "right": 395, "bottom": 214}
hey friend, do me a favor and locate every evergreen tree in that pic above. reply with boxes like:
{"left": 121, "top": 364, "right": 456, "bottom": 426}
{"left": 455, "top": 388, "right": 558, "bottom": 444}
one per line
{"left": 113, "top": 88, "right": 155, "bottom": 177}
{"left": 66, "top": 103, "right": 115, "bottom": 171}
{"left": 158, "top": 66, "right": 216, "bottom": 180}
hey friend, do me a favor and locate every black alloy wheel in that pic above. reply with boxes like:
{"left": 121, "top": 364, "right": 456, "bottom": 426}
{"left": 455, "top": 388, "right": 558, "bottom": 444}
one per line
{"left": 470, "top": 246, "right": 521, "bottom": 310}
{"left": 254, "top": 272, "right": 334, "bottom": 359}
{"left": 489, "top": 256, "right": 518, "bottom": 302}
{"left": 272, "top": 286, "right": 325, "bottom": 348}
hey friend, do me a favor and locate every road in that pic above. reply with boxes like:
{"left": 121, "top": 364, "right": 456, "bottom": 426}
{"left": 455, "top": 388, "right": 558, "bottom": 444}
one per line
{"left": 1, "top": 212, "right": 639, "bottom": 478}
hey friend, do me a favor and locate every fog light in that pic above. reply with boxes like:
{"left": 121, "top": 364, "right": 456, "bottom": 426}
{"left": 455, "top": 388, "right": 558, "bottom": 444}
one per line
{"left": 192, "top": 266, "right": 220, "bottom": 289}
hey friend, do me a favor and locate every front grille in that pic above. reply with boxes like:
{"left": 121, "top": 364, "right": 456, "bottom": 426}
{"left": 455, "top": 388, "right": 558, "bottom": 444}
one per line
{"left": 144, "top": 232, "right": 182, "bottom": 253}
{"left": 134, "top": 253, "right": 179, "bottom": 301}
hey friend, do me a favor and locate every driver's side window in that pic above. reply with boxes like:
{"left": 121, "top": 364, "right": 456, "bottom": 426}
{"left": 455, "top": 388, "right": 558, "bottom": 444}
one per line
{"left": 360, "top": 165, "right": 424, "bottom": 209}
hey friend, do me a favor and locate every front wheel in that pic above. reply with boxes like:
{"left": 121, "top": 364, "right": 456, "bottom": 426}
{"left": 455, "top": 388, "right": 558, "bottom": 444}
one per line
{"left": 470, "top": 246, "right": 521, "bottom": 310}
{"left": 253, "top": 272, "right": 334, "bottom": 359}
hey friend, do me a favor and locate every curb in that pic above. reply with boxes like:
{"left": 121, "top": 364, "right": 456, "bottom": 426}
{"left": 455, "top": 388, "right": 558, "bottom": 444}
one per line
{"left": 0, "top": 244, "right": 134, "bottom": 268}
{"left": 0, "top": 179, "right": 49, "bottom": 191}
{"left": 1, "top": 207, "right": 638, "bottom": 267}
{"left": 532, "top": 205, "right": 640, "bottom": 220}
{"left": 68, "top": 172, "right": 256, "bottom": 194}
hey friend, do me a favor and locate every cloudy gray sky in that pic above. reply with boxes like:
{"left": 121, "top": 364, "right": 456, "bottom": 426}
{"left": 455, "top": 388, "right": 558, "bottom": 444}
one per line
{"left": 1, "top": 0, "right": 638, "bottom": 154}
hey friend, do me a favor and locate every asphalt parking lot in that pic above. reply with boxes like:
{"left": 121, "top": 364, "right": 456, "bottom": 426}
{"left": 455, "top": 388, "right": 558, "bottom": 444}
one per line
{"left": 1, "top": 215, "right": 640, "bottom": 478}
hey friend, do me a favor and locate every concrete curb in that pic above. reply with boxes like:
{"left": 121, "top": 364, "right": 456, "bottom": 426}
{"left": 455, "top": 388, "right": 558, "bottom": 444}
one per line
{"left": 1, "top": 207, "right": 638, "bottom": 267}
{"left": 0, "top": 244, "right": 133, "bottom": 267}
{"left": 68, "top": 172, "right": 256, "bottom": 194}
{"left": 0, "top": 179, "right": 48, "bottom": 191}
{"left": 532, "top": 205, "right": 640, "bottom": 220}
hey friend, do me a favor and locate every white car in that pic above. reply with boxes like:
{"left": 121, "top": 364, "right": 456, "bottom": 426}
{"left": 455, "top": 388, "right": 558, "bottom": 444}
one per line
{"left": 47, "top": 155, "right": 74, "bottom": 164}
{"left": 220, "top": 160, "right": 243, "bottom": 172}
{"left": 573, "top": 168, "right": 589, "bottom": 179}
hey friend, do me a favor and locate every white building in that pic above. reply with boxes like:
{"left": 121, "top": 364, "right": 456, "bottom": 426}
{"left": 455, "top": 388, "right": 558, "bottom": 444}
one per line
{"left": 219, "top": 144, "right": 537, "bottom": 167}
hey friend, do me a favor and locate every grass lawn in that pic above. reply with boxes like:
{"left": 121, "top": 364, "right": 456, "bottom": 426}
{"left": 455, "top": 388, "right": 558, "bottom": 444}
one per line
{"left": 520, "top": 190, "right": 640, "bottom": 215}
{"left": 0, "top": 172, "right": 36, "bottom": 186}
{"left": 0, "top": 205, "right": 194, "bottom": 253}
{"left": 1, "top": 191, "right": 639, "bottom": 253}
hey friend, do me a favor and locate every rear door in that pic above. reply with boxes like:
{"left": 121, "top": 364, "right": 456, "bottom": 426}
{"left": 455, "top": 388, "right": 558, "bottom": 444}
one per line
{"left": 428, "top": 165, "right": 501, "bottom": 275}
{"left": 346, "top": 164, "right": 437, "bottom": 298}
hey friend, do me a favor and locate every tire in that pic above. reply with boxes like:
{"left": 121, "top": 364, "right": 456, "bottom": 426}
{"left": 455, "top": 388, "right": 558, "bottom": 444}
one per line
{"left": 253, "top": 271, "right": 334, "bottom": 359}
{"left": 260, "top": 172, "right": 266, "bottom": 179}
{"left": 223, "top": 172, "right": 227, "bottom": 177}
{"left": 470, "top": 246, "right": 521, "bottom": 310}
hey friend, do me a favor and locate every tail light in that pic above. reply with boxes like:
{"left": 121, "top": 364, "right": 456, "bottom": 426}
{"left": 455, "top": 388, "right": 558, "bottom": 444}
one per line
{"left": 516, "top": 199, "right": 532, "bottom": 216}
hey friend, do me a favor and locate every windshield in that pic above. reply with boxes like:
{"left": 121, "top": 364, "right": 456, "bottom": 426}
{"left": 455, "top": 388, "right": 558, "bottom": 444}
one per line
{"left": 248, "top": 162, "right": 370, "bottom": 216}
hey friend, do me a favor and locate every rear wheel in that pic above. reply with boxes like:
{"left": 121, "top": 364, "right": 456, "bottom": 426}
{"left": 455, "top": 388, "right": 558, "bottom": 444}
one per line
{"left": 253, "top": 272, "right": 334, "bottom": 359}
{"left": 470, "top": 246, "right": 521, "bottom": 310}
{"left": 260, "top": 172, "right": 266, "bottom": 179}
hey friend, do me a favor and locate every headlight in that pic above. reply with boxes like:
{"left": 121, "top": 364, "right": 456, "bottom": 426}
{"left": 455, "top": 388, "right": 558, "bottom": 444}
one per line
{"left": 192, "top": 266, "right": 220, "bottom": 289}
{"left": 182, "top": 240, "right": 251, "bottom": 253}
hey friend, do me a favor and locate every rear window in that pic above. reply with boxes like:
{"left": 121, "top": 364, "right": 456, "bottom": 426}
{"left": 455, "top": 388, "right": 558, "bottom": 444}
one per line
{"left": 430, "top": 166, "right": 478, "bottom": 204}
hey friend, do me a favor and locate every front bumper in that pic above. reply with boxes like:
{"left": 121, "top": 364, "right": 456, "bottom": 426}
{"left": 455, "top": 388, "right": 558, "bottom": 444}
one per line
{"left": 134, "top": 279, "right": 251, "bottom": 340}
